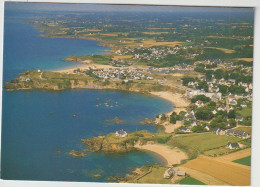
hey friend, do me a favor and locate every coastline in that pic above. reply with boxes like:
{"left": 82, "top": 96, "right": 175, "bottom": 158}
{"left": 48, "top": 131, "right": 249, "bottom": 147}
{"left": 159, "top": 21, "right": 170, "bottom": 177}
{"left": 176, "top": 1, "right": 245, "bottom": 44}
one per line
{"left": 52, "top": 65, "right": 190, "bottom": 134}
{"left": 134, "top": 143, "right": 188, "bottom": 166}
{"left": 150, "top": 91, "right": 190, "bottom": 115}
{"left": 54, "top": 65, "right": 190, "bottom": 114}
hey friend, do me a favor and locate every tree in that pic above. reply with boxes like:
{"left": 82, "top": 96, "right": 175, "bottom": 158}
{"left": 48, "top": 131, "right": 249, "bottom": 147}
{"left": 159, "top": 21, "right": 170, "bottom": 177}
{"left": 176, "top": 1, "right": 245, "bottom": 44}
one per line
{"left": 228, "top": 110, "right": 236, "bottom": 119}
{"left": 182, "top": 77, "right": 195, "bottom": 86}
{"left": 170, "top": 112, "right": 177, "bottom": 124}
{"left": 218, "top": 85, "right": 229, "bottom": 94}
{"left": 208, "top": 101, "right": 216, "bottom": 107}
{"left": 191, "top": 125, "right": 204, "bottom": 133}
{"left": 197, "top": 81, "right": 208, "bottom": 91}
{"left": 195, "top": 109, "right": 214, "bottom": 121}
{"left": 161, "top": 114, "right": 167, "bottom": 121}
{"left": 191, "top": 95, "right": 211, "bottom": 103}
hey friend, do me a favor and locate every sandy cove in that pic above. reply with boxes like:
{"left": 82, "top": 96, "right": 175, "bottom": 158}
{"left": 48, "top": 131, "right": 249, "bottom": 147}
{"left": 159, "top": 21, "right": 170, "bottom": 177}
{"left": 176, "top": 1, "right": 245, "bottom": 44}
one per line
{"left": 150, "top": 91, "right": 190, "bottom": 115}
{"left": 134, "top": 144, "right": 188, "bottom": 166}
{"left": 150, "top": 91, "right": 190, "bottom": 133}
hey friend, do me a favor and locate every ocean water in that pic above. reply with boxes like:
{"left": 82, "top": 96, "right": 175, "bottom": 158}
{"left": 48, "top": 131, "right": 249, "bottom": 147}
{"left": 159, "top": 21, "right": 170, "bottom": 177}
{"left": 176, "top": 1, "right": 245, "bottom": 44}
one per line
{"left": 1, "top": 9, "right": 172, "bottom": 182}
{"left": 3, "top": 10, "right": 109, "bottom": 82}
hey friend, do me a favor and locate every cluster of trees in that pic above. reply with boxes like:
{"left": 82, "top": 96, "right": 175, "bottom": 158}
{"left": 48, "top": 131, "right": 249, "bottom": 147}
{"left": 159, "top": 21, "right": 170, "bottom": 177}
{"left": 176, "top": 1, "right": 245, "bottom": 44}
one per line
{"left": 169, "top": 112, "right": 182, "bottom": 124}
{"left": 191, "top": 95, "right": 211, "bottom": 103}
{"left": 181, "top": 77, "right": 196, "bottom": 86}
{"left": 210, "top": 115, "right": 236, "bottom": 129}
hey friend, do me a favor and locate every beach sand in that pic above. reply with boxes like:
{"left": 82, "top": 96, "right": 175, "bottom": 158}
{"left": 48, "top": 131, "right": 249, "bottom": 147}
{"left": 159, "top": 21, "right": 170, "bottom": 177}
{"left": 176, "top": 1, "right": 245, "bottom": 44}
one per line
{"left": 150, "top": 91, "right": 190, "bottom": 114}
{"left": 134, "top": 143, "right": 188, "bottom": 166}
{"left": 54, "top": 63, "right": 115, "bottom": 73}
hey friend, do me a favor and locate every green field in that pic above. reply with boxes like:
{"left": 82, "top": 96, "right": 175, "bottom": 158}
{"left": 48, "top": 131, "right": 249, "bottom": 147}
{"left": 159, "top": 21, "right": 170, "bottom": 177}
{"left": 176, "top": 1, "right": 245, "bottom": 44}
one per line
{"left": 233, "top": 156, "right": 251, "bottom": 166}
{"left": 168, "top": 133, "right": 241, "bottom": 154}
{"left": 137, "top": 166, "right": 172, "bottom": 184}
{"left": 238, "top": 107, "right": 252, "bottom": 117}
{"left": 180, "top": 177, "right": 205, "bottom": 185}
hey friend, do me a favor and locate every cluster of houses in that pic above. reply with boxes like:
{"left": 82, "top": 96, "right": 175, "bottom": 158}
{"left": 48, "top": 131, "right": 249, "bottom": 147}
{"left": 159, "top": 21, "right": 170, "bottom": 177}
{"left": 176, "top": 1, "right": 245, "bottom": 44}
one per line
{"left": 88, "top": 68, "right": 154, "bottom": 81}
{"left": 117, "top": 46, "right": 183, "bottom": 61}
{"left": 213, "top": 127, "right": 250, "bottom": 139}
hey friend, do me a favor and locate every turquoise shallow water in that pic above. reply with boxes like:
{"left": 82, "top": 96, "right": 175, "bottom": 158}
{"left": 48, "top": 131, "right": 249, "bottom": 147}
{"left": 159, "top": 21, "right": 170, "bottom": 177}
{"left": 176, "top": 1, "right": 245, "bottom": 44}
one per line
{"left": 1, "top": 8, "right": 172, "bottom": 182}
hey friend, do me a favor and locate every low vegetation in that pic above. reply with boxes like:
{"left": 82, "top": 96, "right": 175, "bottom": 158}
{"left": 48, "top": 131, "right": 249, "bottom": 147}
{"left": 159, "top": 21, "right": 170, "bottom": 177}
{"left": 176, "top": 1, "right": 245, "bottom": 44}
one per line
{"left": 233, "top": 156, "right": 251, "bottom": 166}
{"left": 180, "top": 177, "right": 205, "bottom": 185}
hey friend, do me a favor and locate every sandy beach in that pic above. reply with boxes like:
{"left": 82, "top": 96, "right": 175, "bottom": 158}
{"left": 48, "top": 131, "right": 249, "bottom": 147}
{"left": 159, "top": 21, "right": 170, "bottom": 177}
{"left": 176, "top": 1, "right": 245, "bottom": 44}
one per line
{"left": 150, "top": 91, "right": 190, "bottom": 115}
{"left": 135, "top": 143, "right": 188, "bottom": 166}
{"left": 54, "top": 63, "right": 115, "bottom": 73}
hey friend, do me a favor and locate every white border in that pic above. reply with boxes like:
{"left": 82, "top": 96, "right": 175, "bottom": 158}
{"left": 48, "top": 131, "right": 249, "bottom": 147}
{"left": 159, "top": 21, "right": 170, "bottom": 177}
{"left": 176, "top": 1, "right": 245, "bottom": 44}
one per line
{"left": 1, "top": 1, "right": 260, "bottom": 187}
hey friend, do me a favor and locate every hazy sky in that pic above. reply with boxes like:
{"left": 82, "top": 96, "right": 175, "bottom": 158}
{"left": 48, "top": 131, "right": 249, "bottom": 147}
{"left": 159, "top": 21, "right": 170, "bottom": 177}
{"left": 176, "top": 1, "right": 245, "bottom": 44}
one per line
{"left": 5, "top": 2, "right": 254, "bottom": 13}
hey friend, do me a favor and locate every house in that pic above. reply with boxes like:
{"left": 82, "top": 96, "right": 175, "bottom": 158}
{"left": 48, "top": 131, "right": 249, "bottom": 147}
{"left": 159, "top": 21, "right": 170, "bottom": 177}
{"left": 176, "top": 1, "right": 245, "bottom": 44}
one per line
{"left": 226, "top": 129, "right": 235, "bottom": 136}
{"left": 163, "top": 167, "right": 175, "bottom": 179}
{"left": 235, "top": 116, "right": 244, "bottom": 122}
{"left": 229, "top": 100, "right": 237, "bottom": 105}
{"left": 115, "top": 129, "right": 127, "bottom": 137}
{"left": 217, "top": 106, "right": 226, "bottom": 111}
{"left": 212, "top": 110, "right": 217, "bottom": 115}
{"left": 226, "top": 142, "right": 240, "bottom": 149}
{"left": 195, "top": 100, "right": 204, "bottom": 108}
{"left": 188, "top": 81, "right": 194, "bottom": 86}
{"left": 212, "top": 127, "right": 225, "bottom": 135}
{"left": 205, "top": 125, "right": 210, "bottom": 131}
{"left": 212, "top": 127, "right": 220, "bottom": 134}
{"left": 191, "top": 121, "right": 201, "bottom": 127}
{"left": 177, "top": 170, "right": 186, "bottom": 176}
{"left": 211, "top": 86, "right": 219, "bottom": 92}
{"left": 241, "top": 102, "right": 247, "bottom": 107}
{"left": 25, "top": 77, "right": 31, "bottom": 82}
{"left": 179, "top": 127, "right": 191, "bottom": 133}
{"left": 183, "top": 114, "right": 196, "bottom": 121}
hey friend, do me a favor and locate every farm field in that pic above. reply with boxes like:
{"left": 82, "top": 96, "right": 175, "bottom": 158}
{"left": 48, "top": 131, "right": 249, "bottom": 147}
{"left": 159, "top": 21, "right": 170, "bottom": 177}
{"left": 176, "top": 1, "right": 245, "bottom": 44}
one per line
{"left": 216, "top": 148, "right": 251, "bottom": 161}
{"left": 233, "top": 58, "right": 253, "bottom": 62}
{"left": 183, "top": 156, "right": 251, "bottom": 186}
{"left": 204, "top": 47, "right": 236, "bottom": 53}
{"left": 169, "top": 133, "right": 241, "bottom": 153}
{"left": 177, "top": 166, "right": 229, "bottom": 185}
{"left": 112, "top": 55, "right": 133, "bottom": 61}
{"left": 180, "top": 177, "right": 205, "bottom": 185}
{"left": 141, "top": 39, "right": 182, "bottom": 47}
{"left": 233, "top": 156, "right": 251, "bottom": 166}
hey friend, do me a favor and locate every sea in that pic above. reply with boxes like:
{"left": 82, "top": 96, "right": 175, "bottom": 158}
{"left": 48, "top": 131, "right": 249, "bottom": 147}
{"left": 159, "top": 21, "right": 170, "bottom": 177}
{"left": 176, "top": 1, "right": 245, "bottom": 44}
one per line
{"left": 1, "top": 9, "right": 173, "bottom": 182}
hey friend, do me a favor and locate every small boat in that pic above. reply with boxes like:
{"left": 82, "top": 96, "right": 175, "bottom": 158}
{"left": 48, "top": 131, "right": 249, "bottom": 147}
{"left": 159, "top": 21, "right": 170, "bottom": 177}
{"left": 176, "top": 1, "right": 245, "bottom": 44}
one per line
{"left": 72, "top": 114, "right": 78, "bottom": 117}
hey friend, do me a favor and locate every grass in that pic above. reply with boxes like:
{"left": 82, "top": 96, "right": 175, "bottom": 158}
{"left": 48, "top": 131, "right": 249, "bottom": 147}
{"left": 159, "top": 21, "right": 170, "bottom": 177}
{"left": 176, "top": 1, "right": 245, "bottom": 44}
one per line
{"left": 234, "top": 126, "right": 251, "bottom": 134}
{"left": 238, "top": 107, "right": 252, "bottom": 118}
{"left": 204, "top": 147, "right": 236, "bottom": 157}
{"left": 112, "top": 55, "right": 133, "bottom": 61}
{"left": 233, "top": 156, "right": 251, "bottom": 166}
{"left": 168, "top": 133, "right": 241, "bottom": 154}
{"left": 137, "top": 166, "right": 172, "bottom": 184}
{"left": 102, "top": 130, "right": 172, "bottom": 146}
{"left": 180, "top": 177, "right": 205, "bottom": 185}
